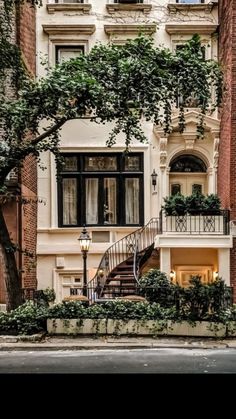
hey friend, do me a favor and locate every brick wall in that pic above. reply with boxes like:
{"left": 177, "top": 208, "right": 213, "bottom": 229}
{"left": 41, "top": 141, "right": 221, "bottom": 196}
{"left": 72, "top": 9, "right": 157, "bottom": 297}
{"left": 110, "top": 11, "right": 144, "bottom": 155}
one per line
{"left": 218, "top": 0, "right": 232, "bottom": 210}
{"left": 0, "top": 2, "right": 37, "bottom": 302}
{"left": 219, "top": 0, "right": 236, "bottom": 301}
{"left": 19, "top": 2, "right": 37, "bottom": 290}
{"left": 21, "top": 155, "right": 37, "bottom": 290}
{"left": 230, "top": 238, "right": 236, "bottom": 303}
{"left": 17, "top": 2, "right": 36, "bottom": 75}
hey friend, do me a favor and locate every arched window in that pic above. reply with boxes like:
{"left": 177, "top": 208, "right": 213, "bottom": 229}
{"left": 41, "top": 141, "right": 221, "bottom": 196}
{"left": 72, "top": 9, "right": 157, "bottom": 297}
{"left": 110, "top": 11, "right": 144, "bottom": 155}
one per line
{"left": 170, "top": 154, "right": 207, "bottom": 173}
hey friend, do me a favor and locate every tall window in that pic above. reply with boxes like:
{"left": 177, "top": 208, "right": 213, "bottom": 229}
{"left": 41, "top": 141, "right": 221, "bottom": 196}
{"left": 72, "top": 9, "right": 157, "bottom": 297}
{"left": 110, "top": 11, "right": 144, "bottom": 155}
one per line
{"left": 58, "top": 153, "right": 144, "bottom": 227}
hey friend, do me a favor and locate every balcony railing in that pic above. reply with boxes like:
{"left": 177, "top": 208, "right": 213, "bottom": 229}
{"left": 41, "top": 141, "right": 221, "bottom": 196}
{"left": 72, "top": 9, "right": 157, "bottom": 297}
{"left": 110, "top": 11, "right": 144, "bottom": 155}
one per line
{"left": 160, "top": 210, "right": 230, "bottom": 235}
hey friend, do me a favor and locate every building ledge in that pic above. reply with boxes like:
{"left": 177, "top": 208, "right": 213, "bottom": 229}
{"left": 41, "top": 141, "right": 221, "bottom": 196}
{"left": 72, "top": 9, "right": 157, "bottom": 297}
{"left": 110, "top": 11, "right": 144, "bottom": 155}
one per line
{"left": 106, "top": 4, "right": 152, "bottom": 14}
{"left": 104, "top": 24, "right": 157, "bottom": 35}
{"left": 165, "top": 23, "right": 218, "bottom": 35}
{"left": 43, "top": 24, "right": 96, "bottom": 35}
{"left": 168, "top": 3, "right": 216, "bottom": 14}
{"left": 154, "top": 234, "right": 233, "bottom": 249}
{"left": 46, "top": 4, "right": 92, "bottom": 14}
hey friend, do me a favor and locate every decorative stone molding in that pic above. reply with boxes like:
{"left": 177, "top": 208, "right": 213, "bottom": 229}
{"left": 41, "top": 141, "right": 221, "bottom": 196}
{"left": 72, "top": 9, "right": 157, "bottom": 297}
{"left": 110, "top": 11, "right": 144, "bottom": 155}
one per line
{"left": 43, "top": 24, "right": 96, "bottom": 35}
{"left": 167, "top": 3, "right": 216, "bottom": 14}
{"left": 213, "top": 137, "right": 219, "bottom": 168}
{"left": 165, "top": 24, "right": 218, "bottom": 35}
{"left": 184, "top": 139, "right": 195, "bottom": 150}
{"left": 46, "top": 4, "right": 92, "bottom": 14}
{"left": 104, "top": 24, "right": 157, "bottom": 35}
{"left": 160, "top": 138, "right": 168, "bottom": 170}
{"left": 106, "top": 3, "right": 152, "bottom": 14}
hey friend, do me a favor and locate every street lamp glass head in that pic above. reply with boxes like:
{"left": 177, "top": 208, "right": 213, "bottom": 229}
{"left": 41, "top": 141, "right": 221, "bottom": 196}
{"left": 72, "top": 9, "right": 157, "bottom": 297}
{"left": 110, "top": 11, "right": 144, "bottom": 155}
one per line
{"left": 78, "top": 227, "right": 91, "bottom": 252}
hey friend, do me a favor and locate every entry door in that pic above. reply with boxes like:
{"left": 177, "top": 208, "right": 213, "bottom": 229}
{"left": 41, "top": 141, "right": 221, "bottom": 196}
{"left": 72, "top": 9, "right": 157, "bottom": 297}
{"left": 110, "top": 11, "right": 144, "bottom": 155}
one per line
{"left": 170, "top": 174, "right": 207, "bottom": 196}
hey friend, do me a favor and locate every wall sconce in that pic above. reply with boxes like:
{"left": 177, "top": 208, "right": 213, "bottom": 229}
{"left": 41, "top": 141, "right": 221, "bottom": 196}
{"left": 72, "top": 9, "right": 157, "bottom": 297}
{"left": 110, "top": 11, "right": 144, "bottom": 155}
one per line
{"left": 151, "top": 169, "right": 157, "bottom": 190}
{"left": 170, "top": 270, "right": 175, "bottom": 281}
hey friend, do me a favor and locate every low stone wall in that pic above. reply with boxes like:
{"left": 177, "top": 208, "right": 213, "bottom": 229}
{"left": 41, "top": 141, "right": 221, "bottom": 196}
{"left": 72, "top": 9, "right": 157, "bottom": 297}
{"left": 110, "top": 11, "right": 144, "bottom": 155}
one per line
{"left": 47, "top": 319, "right": 236, "bottom": 337}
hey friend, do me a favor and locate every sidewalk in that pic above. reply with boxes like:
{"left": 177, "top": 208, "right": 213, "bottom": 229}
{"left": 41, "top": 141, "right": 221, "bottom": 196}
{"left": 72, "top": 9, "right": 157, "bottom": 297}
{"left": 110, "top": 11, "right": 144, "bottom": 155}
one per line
{"left": 1, "top": 334, "right": 236, "bottom": 351}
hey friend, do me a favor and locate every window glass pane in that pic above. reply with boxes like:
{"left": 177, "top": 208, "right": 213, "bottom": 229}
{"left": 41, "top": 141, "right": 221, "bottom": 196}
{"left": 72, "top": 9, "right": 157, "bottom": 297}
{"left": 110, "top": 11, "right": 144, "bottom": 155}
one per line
{"left": 125, "top": 178, "right": 139, "bottom": 224}
{"left": 84, "top": 156, "right": 117, "bottom": 171}
{"left": 124, "top": 156, "right": 140, "bottom": 171}
{"left": 170, "top": 155, "right": 207, "bottom": 172}
{"left": 63, "top": 157, "right": 77, "bottom": 171}
{"left": 171, "top": 184, "right": 181, "bottom": 195}
{"left": 62, "top": 178, "right": 77, "bottom": 225}
{"left": 104, "top": 178, "right": 117, "bottom": 224}
{"left": 86, "top": 178, "right": 98, "bottom": 224}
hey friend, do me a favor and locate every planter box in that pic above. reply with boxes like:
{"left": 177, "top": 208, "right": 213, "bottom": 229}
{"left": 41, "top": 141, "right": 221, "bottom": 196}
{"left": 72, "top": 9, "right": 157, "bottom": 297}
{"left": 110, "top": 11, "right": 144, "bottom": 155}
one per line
{"left": 47, "top": 318, "right": 106, "bottom": 335}
{"left": 167, "top": 321, "right": 226, "bottom": 337}
{"left": 47, "top": 319, "right": 228, "bottom": 337}
{"left": 226, "top": 321, "right": 236, "bottom": 337}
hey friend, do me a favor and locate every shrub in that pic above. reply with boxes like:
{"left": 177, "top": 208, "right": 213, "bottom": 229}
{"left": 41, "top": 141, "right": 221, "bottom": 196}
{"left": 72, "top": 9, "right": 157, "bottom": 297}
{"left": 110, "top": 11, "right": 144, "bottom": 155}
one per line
{"left": 35, "top": 288, "right": 56, "bottom": 306}
{"left": 138, "top": 269, "right": 175, "bottom": 306}
{"left": 203, "top": 194, "right": 221, "bottom": 215}
{"left": 162, "top": 194, "right": 186, "bottom": 216}
{"left": 186, "top": 192, "right": 205, "bottom": 215}
{"left": 0, "top": 301, "right": 48, "bottom": 335}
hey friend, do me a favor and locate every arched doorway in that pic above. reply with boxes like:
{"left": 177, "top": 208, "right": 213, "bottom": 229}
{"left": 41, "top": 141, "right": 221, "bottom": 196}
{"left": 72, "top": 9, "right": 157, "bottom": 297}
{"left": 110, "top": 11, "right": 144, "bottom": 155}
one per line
{"left": 169, "top": 154, "right": 208, "bottom": 196}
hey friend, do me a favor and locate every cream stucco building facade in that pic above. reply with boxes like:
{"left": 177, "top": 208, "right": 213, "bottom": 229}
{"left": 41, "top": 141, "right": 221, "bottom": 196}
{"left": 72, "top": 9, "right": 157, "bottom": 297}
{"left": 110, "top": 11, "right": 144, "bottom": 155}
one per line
{"left": 36, "top": 0, "right": 232, "bottom": 302}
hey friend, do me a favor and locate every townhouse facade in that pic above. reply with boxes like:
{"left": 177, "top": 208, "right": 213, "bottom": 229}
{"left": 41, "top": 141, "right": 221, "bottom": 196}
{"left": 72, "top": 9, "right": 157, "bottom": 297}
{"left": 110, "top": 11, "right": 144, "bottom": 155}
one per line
{"left": 0, "top": 1, "right": 37, "bottom": 305}
{"left": 36, "top": 0, "right": 235, "bottom": 303}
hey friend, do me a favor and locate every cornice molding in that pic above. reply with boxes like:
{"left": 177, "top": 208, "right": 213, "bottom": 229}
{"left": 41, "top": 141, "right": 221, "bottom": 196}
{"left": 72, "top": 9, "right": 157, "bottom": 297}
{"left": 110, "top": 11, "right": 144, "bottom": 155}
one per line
{"left": 46, "top": 4, "right": 92, "bottom": 15}
{"left": 168, "top": 3, "right": 216, "bottom": 14}
{"left": 43, "top": 24, "right": 96, "bottom": 35}
{"left": 165, "top": 24, "right": 218, "bottom": 35}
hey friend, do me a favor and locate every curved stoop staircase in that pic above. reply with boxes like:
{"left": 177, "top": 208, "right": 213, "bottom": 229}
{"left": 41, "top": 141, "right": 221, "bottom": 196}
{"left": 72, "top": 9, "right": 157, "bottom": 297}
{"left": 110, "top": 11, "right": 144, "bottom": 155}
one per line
{"left": 88, "top": 218, "right": 160, "bottom": 303}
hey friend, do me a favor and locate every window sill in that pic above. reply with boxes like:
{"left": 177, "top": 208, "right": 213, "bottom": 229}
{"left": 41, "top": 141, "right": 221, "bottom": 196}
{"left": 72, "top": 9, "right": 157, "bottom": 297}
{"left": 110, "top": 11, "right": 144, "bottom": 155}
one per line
{"left": 106, "top": 4, "right": 152, "bottom": 14}
{"left": 46, "top": 4, "right": 92, "bottom": 15}
{"left": 168, "top": 3, "right": 216, "bottom": 14}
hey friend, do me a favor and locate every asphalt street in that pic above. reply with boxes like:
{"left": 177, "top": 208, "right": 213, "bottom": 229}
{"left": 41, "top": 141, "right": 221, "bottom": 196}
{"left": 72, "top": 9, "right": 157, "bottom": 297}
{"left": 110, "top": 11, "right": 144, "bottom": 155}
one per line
{"left": 0, "top": 348, "right": 236, "bottom": 374}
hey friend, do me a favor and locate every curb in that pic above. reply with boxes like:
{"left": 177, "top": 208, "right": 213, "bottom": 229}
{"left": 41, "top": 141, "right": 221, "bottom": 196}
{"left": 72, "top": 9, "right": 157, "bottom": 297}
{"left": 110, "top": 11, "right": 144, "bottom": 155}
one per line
{"left": 0, "top": 334, "right": 236, "bottom": 351}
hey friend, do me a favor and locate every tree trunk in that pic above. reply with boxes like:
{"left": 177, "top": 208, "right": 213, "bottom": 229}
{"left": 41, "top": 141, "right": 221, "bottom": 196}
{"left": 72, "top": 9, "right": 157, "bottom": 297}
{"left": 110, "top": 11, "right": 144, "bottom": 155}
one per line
{"left": 0, "top": 204, "right": 22, "bottom": 311}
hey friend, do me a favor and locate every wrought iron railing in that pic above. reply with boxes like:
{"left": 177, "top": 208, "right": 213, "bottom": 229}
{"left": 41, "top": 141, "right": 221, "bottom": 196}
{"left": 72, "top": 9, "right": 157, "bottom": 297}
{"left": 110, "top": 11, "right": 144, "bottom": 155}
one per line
{"left": 87, "top": 218, "right": 160, "bottom": 303}
{"left": 160, "top": 210, "right": 230, "bottom": 235}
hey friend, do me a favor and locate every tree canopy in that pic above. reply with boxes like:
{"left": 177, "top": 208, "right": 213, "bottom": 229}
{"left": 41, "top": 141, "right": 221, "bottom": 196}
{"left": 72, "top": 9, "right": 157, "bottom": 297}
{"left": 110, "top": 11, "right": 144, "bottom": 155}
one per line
{"left": 0, "top": 34, "right": 222, "bottom": 183}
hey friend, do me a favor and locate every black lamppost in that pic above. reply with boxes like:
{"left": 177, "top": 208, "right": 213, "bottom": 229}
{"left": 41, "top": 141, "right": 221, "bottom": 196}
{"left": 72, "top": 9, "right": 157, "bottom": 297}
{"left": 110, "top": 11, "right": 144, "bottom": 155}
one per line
{"left": 78, "top": 226, "right": 91, "bottom": 297}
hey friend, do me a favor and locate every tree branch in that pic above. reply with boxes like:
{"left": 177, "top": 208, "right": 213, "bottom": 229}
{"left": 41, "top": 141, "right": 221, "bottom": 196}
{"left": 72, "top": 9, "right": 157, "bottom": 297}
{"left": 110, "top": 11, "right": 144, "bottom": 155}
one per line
{"left": 30, "top": 117, "right": 67, "bottom": 147}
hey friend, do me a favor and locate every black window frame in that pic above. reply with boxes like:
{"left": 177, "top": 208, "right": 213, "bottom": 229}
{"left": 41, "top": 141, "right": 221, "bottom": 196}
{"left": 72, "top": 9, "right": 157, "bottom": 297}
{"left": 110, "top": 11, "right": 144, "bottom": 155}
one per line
{"left": 58, "top": 153, "right": 144, "bottom": 227}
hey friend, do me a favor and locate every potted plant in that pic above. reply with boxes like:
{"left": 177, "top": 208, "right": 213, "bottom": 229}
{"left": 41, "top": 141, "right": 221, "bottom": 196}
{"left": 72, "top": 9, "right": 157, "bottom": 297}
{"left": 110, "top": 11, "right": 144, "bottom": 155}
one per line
{"left": 203, "top": 194, "right": 221, "bottom": 215}
{"left": 186, "top": 192, "right": 205, "bottom": 215}
{"left": 162, "top": 193, "right": 186, "bottom": 216}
